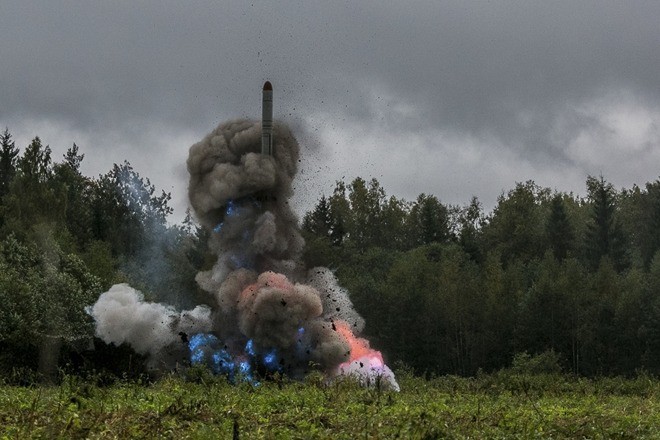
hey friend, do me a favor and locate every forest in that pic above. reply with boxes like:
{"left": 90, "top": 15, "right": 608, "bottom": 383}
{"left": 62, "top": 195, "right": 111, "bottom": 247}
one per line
{"left": 1, "top": 127, "right": 660, "bottom": 381}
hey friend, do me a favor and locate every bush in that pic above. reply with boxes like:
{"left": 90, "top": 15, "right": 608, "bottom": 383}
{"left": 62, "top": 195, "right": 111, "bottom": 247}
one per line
{"left": 510, "top": 350, "right": 563, "bottom": 375}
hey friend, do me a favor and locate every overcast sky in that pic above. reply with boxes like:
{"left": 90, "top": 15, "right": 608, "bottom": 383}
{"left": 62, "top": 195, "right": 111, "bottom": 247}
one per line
{"left": 1, "top": 1, "right": 659, "bottom": 220}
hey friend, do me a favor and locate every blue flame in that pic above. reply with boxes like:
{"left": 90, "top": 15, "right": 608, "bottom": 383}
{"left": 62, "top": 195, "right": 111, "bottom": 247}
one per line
{"left": 189, "top": 333, "right": 219, "bottom": 365}
{"left": 225, "top": 200, "right": 237, "bottom": 217}
{"left": 238, "top": 359, "right": 257, "bottom": 384}
{"left": 213, "top": 200, "right": 239, "bottom": 235}
{"left": 238, "top": 360, "right": 251, "bottom": 375}
{"left": 190, "top": 332, "right": 306, "bottom": 383}
{"left": 245, "top": 339, "right": 256, "bottom": 357}
{"left": 189, "top": 334, "right": 269, "bottom": 384}
{"left": 211, "top": 350, "right": 235, "bottom": 374}
{"left": 262, "top": 349, "right": 281, "bottom": 372}
{"left": 263, "top": 351, "right": 277, "bottom": 365}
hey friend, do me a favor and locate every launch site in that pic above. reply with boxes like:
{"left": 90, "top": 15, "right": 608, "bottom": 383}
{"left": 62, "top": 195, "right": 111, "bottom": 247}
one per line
{"left": 1, "top": 1, "right": 660, "bottom": 438}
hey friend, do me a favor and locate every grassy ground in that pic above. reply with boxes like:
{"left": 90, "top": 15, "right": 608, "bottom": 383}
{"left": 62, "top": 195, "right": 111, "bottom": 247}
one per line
{"left": 0, "top": 371, "right": 658, "bottom": 439}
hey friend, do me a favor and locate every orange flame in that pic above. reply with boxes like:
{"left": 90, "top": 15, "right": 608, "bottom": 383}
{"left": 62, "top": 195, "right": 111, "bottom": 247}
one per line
{"left": 334, "top": 319, "right": 384, "bottom": 365}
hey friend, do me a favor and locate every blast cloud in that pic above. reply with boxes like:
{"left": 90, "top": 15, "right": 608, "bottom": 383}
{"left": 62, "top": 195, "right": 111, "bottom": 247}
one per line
{"left": 88, "top": 119, "right": 398, "bottom": 390}
{"left": 87, "top": 284, "right": 212, "bottom": 369}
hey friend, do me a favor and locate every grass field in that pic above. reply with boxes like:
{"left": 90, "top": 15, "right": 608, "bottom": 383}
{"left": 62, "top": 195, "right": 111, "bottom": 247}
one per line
{"left": 1, "top": 370, "right": 658, "bottom": 439}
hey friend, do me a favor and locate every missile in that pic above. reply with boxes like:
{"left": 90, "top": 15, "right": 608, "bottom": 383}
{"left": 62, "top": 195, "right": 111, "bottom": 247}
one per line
{"left": 261, "top": 81, "right": 273, "bottom": 155}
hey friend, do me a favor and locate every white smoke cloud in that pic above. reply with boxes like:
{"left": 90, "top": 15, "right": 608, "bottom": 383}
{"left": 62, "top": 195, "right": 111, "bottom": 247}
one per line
{"left": 87, "top": 284, "right": 212, "bottom": 367}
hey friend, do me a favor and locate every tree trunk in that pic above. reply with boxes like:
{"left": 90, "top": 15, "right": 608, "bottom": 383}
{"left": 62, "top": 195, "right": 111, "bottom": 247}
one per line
{"left": 38, "top": 336, "right": 62, "bottom": 383}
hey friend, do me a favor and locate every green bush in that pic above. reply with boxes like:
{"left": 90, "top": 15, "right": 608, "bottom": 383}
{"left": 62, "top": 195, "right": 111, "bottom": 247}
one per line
{"left": 510, "top": 350, "right": 563, "bottom": 375}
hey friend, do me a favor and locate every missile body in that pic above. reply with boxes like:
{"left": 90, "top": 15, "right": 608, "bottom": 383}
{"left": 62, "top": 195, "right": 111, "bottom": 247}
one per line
{"left": 261, "top": 81, "right": 273, "bottom": 155}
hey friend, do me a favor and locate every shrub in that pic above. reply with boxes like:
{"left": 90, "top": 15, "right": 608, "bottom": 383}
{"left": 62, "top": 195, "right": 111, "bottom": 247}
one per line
{"left": 510, "top": 350, "right": 563, "bottom": 375}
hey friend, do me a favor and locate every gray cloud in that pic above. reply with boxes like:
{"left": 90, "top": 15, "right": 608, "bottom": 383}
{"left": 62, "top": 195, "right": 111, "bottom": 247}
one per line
{"left": 1, "top": 1, "right": 659, "bottom": 216}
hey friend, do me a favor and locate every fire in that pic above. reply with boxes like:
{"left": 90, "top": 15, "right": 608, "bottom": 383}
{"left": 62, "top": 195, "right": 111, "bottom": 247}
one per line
{"left": 333, "top": 319, "right": 383, "bottom": 364}
{"left": 332, "top": 319, "right": 399, "bottom": 391}
{"left": 89, "top": 117, "right": 401, "bottom": 392}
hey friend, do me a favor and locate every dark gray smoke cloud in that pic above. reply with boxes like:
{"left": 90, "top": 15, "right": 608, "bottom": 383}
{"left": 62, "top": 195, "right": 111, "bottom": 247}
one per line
{"left": 187, "top": 119, "right": 304, "bottom": 276}
{"left": 89, "top": 119, "right": 398, "bottom": 389}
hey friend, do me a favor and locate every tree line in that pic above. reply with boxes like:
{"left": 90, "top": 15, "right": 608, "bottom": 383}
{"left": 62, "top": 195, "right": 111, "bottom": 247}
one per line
{"left": 302, "top": 176, "right": 660, "bottom": 376}
{"left": 1, "top": 126, "right": 659, "bottom": 380}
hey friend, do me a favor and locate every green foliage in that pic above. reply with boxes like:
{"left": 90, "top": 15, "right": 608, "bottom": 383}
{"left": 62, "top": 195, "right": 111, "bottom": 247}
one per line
{"left": 304, "top": 177, "right": 450, "bottom": 252}
{"left": 585, "top": 175, "right": 629, "bottom": 271}
{"left": 456, "top": 196, "right": 485, "bottom": 262}
{"left": 407, "top": 193, "right": 451, "bottom": 246}
{"left": 483, "top": 180, "right": 551, "bottom": 266}
{"left": 0, "top": 234, "right": 102, "bottom": 344}
{"left": 546, "top": 194, "right": 575, "bottom": 260}
{"left": 52, "top": 144, "right": 95, "bottom": 248}
{"left": 0, "top": 132, "right": 206, "bottom": 377}
{"left": 0, "top": 128, "right": 19, "bottom": 201}
{"left": 90, "top": 161, "right": 172, "bottom": 257}
{"left": 1, "top": 138, "right": 65, "bottom": 239}
{"left": 1, "top": 374, "right": 659, "bottom": 439}
{"left": 510, "top": 351, "right": 563, "bottom": 375}
{"left": 303, "top": 175, "right": 660, "bottom": 377}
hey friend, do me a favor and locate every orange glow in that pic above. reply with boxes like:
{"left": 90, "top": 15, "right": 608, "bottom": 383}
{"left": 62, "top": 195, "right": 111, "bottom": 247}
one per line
{"left": 334, "top": 319, "right": 384, "bottom": 364}
{"left": 239, "top": 271, "right": 292, "bottom": 302}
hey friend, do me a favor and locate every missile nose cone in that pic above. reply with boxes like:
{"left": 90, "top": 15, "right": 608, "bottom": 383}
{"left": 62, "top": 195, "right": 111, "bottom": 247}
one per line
{"left": 263, "top": 81, "right": 272, "bottom": 91}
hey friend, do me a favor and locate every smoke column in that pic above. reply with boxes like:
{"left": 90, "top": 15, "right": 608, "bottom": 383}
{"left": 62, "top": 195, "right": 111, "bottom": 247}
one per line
{"left": 88, "top": 118, "right": 399, "bottom": 391}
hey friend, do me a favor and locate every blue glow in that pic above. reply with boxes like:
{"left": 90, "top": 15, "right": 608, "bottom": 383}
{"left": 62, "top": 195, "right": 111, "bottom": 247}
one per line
{"left": 264, "top": 352, "right": 276, "bottom": 364}
{"left": 190, "top": 350, "right": 205, "bottom": 364}
{"left": 225, "top": 200, "right": 236, "bottom": 217}
{"left": 189, "top": 333, "right": 218, "bottom": 351}
{"left": 245, "top": 339, "right": 256, "bottom": 357}
{"left": 211, "top": 350, "right": 235, "bottom": 375}
{"left": 262, "top": 349, "right": 281, "bottom": 372}
{"left": 189, "top": 333, "right": 220, "bottom": 365}
{"left": 239, "top": 360, "right": 251, "bottom": 374}
{"left": 188, "top": 333, "right": 262, "bottom": 385}
{"left": 237, "top": 360, "right": 257, "bottom": 384}
{"left": 213, "top": 200, "right": 236, "bottom": 235}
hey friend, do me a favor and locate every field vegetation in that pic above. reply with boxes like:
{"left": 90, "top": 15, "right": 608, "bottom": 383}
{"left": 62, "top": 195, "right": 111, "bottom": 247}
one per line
{"left": 1, "top": 366, "right": 659, "bottom": 439}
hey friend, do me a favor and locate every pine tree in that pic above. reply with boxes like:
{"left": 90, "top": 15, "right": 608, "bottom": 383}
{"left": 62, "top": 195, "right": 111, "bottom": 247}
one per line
{"left": 18, "top": 137, "right": 52, "bottom": 182}
{"left": 0, "top": 128, "right": 19, "bottom": 199}
{"left": 2, "top": 137, "right": 63, "bottom": 236}
{"left": 53, "top": 144, "right": 93, "bottom": 247}
{"left": 546, "top": 194, "right": 575, "bottom": 261}
{"left": 584, "top": 176, "right": 629, "bottom": 272}
{"left": 407, "top": 194, "right": 450, "bottom": 246}
{"left": 457, "top": 196, "right": 484, "bottom": 262}
{"left": 639, "top": 181, "right": 660, "bottom": 268}
{"left": 302, "top": 195, "right": 333, "bottom": 238}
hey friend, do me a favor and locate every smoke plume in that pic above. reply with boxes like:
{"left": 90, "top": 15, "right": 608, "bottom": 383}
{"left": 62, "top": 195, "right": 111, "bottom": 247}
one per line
{"left": 88, "top": 119, "right": 399, "bottom": 390}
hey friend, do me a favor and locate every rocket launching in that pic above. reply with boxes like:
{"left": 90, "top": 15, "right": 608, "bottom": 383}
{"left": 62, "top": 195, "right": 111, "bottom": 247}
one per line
{"left": 261, "top": 81, "right": 273, "bottom": 156}
{"left": 88, "top": 80, "right": 400, "bottom": 391}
